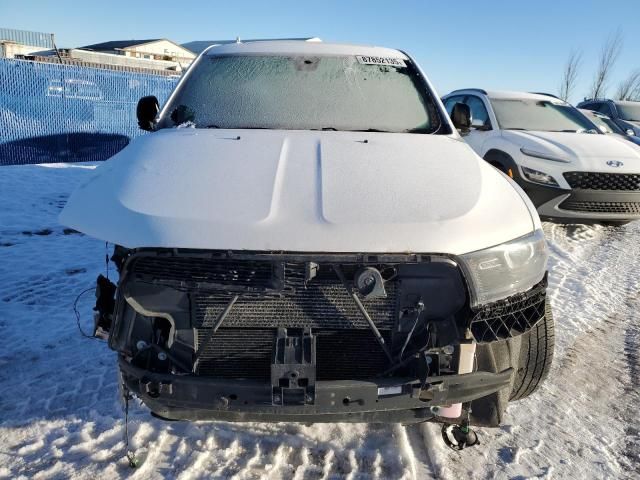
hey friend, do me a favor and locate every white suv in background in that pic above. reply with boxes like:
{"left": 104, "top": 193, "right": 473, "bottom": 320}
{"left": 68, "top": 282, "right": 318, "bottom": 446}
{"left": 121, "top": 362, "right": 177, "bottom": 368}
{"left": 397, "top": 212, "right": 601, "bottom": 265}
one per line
{"left": 442, "top": 89, "right": 640, "bottom": 224}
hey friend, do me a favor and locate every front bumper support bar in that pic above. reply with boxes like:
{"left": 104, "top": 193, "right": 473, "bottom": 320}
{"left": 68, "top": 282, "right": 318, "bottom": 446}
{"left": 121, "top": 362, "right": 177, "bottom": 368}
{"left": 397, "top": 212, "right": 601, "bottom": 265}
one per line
{"left": 119, "top": 356, "right": 513, "bottom": 423}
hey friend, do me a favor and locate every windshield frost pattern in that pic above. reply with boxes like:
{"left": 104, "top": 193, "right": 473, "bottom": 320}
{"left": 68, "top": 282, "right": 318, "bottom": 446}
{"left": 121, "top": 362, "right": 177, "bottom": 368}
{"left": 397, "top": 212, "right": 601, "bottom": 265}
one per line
{"left": 492, "top": 99, "right": 596, "bottom": 133}
{"left": 159, "top": 55, "right": 434, "bottom": 132}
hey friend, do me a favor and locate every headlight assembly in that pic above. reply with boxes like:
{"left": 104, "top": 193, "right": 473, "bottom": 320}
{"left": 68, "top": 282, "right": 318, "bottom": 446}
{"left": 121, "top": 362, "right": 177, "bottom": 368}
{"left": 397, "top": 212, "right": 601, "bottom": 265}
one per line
{"left": 458, "top": 229, "right": 548, "bottom": 307}
{"left": 521, "top": 166, "right": 560, "bottom": 187}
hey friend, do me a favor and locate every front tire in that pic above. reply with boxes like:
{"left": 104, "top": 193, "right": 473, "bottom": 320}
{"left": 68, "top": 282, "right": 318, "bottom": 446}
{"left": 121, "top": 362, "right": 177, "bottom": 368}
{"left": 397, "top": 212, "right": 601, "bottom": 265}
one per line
{"left": 510, "top": 300, "right": 555, "bottom": 401}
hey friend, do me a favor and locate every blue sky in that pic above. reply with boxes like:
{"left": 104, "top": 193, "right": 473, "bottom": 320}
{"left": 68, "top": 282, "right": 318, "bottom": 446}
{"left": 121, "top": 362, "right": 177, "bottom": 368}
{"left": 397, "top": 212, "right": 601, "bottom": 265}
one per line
{"left": 2, "top": 0, "right": 639, "bottom": 103}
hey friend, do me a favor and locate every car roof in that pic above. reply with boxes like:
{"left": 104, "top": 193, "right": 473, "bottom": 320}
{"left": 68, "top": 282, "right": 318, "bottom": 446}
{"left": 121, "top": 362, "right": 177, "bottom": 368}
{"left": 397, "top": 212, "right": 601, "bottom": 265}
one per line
{"left": 577, "top": 98, "right": 612, "bottom": 104}
{"left": 444, "top": 89, "right": 565, "bottom": 103}
{"left": 202, "top": 40, "right": 408, "bottom": 59}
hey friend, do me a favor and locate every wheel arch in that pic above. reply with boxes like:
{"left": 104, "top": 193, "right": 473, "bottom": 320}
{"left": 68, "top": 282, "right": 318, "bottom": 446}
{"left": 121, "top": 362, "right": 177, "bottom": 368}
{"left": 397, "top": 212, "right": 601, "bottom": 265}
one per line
{"left": 483, "top": 149, "right": 519, "bottom": 178}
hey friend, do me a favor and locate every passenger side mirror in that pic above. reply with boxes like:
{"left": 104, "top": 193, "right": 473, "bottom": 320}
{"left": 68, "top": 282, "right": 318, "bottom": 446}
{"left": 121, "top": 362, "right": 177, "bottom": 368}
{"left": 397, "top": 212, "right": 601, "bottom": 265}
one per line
{"left": 137, "top": 95, "right": 159, "bottom": 131}
{"left": 626, "top": 128, "right": 635, "bottom": 136}
{"left": 451, "top": 102, "right": 471, "bottom": 133}
{"left": 471, "top": 118, "right": 491, "bottom": 131}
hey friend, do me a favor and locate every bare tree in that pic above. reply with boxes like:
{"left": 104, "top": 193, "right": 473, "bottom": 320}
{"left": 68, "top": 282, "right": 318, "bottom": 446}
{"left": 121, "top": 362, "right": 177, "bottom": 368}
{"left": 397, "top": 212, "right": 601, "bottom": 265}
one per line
{"left": 616, "top": 70, "right": 640, "bottom": 100}
{"left": 558, "top": 50, "right": 582, "bottom": 102}
{"left": 589, "top": 28, "right": 624, "bottom": 99}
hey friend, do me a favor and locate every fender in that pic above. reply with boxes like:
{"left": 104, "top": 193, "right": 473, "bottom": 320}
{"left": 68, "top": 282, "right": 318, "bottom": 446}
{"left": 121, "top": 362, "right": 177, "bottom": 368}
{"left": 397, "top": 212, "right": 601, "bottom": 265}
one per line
{"left": 484, "top": 149, "right": 570, "bottom": 208}
{"left": 483, "top": 149, "right": 520, "bottom": 180}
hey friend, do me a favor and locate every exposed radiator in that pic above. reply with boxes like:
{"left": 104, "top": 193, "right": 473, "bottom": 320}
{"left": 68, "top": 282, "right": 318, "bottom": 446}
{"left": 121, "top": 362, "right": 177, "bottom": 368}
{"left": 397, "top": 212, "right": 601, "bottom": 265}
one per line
{"left": 194, "top": 281, "right": 398, "bottom": 330}
{"left": 195, "top": 327, "right": 391, "bottom": 380}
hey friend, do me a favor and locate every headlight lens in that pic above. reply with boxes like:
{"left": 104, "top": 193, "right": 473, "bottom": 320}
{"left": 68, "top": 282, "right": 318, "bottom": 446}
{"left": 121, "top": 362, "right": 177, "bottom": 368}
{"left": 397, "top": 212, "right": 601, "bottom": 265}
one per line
{"left": 521, "top": 166, "right": 560, "bottom": 186}
{"left": 459, "top": 229, "right": 548, "bottom": 307}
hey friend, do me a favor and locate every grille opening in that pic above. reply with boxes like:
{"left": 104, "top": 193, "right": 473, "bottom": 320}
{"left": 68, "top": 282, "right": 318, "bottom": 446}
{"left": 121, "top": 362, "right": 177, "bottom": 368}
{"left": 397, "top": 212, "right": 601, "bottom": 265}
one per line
{"left": 123, "top": 255, "right": 472, "bottom": 380}
{"left": 559, "top": 199, "right": 640, "bottom": 214}
{"left": 131, "top": 256, "right": 277, "bottom": 289}
{"left": 563, "top": 172, "right": 640, "bottom": 191}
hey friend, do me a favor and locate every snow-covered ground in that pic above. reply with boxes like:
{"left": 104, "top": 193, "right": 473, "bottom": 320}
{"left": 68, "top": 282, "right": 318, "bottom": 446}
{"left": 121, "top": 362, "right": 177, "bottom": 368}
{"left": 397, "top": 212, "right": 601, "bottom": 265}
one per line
{"left": 0, "top": 162, "right": 638, "bottom": 479}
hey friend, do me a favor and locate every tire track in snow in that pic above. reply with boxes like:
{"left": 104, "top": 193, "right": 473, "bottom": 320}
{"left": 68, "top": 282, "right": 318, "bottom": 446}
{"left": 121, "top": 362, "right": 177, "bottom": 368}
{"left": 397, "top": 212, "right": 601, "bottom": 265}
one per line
{"left": 621, "top": 293, "right": 640, "bottom": 476}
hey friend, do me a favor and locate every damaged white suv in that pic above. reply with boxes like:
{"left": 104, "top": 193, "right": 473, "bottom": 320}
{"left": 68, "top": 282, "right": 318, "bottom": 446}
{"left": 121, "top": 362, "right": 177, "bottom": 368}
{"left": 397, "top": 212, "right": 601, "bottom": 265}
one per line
{"left": 61, "top": 41, "right": 552, "bottom": 439}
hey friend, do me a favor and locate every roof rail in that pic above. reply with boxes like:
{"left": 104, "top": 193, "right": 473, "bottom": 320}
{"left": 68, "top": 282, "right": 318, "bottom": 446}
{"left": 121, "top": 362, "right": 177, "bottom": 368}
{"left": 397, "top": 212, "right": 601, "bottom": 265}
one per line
{"left": 530, "top": 92, "right": 561, "bottom": 100}
{"left": 447, "top": 88, "right": 487, "bottom": 95}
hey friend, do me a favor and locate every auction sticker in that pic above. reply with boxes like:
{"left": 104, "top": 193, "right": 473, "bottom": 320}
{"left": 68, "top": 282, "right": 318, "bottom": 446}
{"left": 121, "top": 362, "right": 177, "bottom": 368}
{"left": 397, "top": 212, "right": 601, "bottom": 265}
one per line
{"left": 356, "top": 55, "right": 406, "bottom": 67}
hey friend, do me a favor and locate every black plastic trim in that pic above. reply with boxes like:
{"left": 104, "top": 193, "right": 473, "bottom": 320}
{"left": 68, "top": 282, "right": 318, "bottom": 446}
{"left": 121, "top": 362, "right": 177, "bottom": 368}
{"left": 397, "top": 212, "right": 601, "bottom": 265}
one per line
{"left": 119, "top": 356, "right": 513, "bottom": 423}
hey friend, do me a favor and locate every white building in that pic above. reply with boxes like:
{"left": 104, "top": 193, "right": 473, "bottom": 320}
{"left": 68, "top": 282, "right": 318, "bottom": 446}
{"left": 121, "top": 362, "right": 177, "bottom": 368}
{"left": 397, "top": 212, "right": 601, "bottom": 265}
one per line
{"left": 182, "top": 37, "right": 321, "bottom": 55}
{"left": 79, "top": 39, "right": 196, "bottom": 70}
{"left": 0, "top": 27, "right": 54, "bottom": 58}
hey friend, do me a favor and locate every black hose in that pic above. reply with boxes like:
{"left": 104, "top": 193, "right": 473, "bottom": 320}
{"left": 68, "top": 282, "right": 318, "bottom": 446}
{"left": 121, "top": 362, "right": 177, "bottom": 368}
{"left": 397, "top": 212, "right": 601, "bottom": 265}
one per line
{"left": 73, "top": 286, "right": 100, "bottom": 340}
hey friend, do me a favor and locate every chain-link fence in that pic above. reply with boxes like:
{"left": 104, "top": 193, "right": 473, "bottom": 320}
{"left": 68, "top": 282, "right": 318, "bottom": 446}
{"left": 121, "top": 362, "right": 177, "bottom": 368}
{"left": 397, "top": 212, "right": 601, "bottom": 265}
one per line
{"left": 0, "top": 58, "right": 179, "bottom": 165}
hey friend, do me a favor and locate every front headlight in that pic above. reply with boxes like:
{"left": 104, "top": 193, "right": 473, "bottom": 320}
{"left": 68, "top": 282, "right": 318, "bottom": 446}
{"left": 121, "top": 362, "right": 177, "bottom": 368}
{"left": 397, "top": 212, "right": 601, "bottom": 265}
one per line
{"left": 458, "top": 229, "right": 548, "bottom": 307}
{"left": 521, "top": 166, "right": 560, "bottom": 187}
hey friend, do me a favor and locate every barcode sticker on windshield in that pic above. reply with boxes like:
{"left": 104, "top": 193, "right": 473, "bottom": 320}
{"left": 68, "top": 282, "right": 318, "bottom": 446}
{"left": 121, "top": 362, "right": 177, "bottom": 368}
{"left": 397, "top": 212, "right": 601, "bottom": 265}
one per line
{"left": 356, "top": 55, "right": 406, "bottom": 67}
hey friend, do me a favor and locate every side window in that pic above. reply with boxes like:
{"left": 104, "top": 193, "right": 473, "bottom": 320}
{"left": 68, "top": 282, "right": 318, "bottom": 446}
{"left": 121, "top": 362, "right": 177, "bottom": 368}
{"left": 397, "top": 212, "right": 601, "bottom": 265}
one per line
{"left": 465, "top": 96, "right": 491, "bottom": 128}
{"left": 443, "top": 96, "right": 465, "bottom": 116}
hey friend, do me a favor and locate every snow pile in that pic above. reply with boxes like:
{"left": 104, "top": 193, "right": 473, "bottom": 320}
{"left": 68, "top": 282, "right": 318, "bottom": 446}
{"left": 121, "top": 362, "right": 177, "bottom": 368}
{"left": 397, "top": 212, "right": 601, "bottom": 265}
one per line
{"left": 0, "top": 163, "right": 638, "bottom": 479}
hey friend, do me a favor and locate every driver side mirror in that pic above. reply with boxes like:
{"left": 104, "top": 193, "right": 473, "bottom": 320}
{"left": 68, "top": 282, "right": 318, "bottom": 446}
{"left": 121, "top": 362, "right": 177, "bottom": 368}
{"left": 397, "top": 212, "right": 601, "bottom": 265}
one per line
{"left": 137, "top": 95, "right": 159, "bottom": 131}
{"left": 451, "top": 102, "right": 471, "bottom": 133}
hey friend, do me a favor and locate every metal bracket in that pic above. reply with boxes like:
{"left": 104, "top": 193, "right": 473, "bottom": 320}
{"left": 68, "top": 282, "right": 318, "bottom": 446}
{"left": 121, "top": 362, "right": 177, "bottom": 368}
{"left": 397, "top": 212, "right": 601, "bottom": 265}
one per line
{"left": 271, "top": 328, "right": 316, "bottom": 406}
{"left": 140, "top": 379, "right": 173, "bottom": 397}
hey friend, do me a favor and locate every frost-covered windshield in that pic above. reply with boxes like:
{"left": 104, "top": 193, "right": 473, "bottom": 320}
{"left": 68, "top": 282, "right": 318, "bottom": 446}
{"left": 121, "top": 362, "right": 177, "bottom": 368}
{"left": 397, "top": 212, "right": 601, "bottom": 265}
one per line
{"left": 617, "top": 102, "right": 640, "bottom": 122}
{"left": 158, "top": 55, "right": 441, "bottom": 133}
{"left": 491, "top": 99, "right": 596, "bottom": 133}
{"left": 581, "top": 110, "right": 624, "bottom": 135}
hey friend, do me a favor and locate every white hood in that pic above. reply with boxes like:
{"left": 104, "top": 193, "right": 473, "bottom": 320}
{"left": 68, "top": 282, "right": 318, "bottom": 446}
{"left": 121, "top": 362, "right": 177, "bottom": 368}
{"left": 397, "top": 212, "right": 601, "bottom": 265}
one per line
{"left": 503, "top": 130, "right": 640, "bottom": 171}
{"left": 60, "top": 129, "right": 534, "bottom": 255}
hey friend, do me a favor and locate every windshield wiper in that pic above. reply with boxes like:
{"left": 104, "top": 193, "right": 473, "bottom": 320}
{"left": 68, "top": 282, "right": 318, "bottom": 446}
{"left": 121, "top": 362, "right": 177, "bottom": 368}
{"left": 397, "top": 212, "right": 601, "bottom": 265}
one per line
{"left": 547, "top": 129, "right": 598, "bottom": 134}
{"left": 504, "top": 127, "right": 527, "bottom": 131}
{"left": 204, "top": 125, "right": 271, "bottom": 130}
{"left": 311, "top": 127, "right": 393, "bottom": 133}
{"left": 349, "top": 128, "right": 393, "bottom": 133}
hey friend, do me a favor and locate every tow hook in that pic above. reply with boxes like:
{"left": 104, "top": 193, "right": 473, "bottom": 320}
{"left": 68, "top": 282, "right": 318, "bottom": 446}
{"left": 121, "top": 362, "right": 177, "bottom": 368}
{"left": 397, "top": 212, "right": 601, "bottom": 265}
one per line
{"left": 140, "top": 379, "right": 172, "bottom": 398}
{"left": 441, "top": 420, "right": 480, "bottom": 450}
